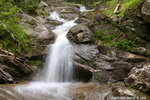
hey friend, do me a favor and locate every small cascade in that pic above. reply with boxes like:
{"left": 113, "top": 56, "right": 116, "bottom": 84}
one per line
{"left": 14, "top": 11, "right": 77, "bottom": 100}
{"left": 42, "top": 11, "right": 77, "bottom": 82}
{"left": 80, "top": 6, "right": 88, "bottom": 12}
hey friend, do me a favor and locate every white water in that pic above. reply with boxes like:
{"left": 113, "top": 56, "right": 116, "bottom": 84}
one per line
{"left": 80, "top": 6, "right": 94, "bottom": 12}
{"left": 43, "top": 11, "right": 77, "bottom": 82}
{"left": 14, "top": 11, "right": 77, "bottom": 100}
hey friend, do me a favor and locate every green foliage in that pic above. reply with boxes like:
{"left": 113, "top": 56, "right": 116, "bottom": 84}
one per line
{"left": 17, "top": 0, "right": 40, "bottom": 14}
{"left": 112, "top": 40, "right": 136, "bottom": 50}
{"left": 118, "top": 0, "right": 141, "bottom": 17}
{"left": 0, "top": 0, "right": 35, "bottom": 55}
{"left": 94, "top": 30, "right": 118, "bottom": 43}
{"left": 103, "top": 0, "right": 142, "bottom": 17}
{"left": 29, "top": 60, "right": 41, "bottom": 66}
{"left": 94, "top": 29, "right": 136, "bottom": 50}
{"left": 64, "top": 0, "right": 100, "bottom": 5}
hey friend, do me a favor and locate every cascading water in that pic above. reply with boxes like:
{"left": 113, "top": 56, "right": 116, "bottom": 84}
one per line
{"left": 42, "top": 11, "right": 77, "bottom": 82}
{"left": 14, "top": 11, "right": 77, "bottom": 100}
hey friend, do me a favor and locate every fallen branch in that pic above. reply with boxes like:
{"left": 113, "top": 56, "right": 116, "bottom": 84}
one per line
{"left": 114, "top": 3, "right": 121, "bottom": 14}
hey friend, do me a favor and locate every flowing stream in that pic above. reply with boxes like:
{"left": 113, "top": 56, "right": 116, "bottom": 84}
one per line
{"left": 14, "top": 11, "right": 78, "bottom": 100}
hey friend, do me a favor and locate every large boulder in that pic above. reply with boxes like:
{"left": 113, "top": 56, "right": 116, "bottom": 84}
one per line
{"left": 67, "top": 24, "right": 93, "bottom": 43}
{"left": 26, "top": 24, "right": 54, "bottom": 41}
{"left": 74, "top": 45, "right": 98, "bottom": 67}
{"left": 125, "top": 63, "right": 150, "bottom": 92}
{"left": 141, "top": 0, "right": 150, "bottom": 23}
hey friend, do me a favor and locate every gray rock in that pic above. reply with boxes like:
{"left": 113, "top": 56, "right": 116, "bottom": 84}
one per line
{"left": 21, "top": 14, "right": 38, "bottom": 25}
{"left": 0, "top": 68, "right": 14, "bottom": 83}
{"left": 112, "top": 62, "right": 133, "bottom": 81}
{"left": 60, "top": 13, "right": 78, "bottom": 20}
{"left": 68, "top": 24, "right": 93, "bottom": 43}
{"left": 141, "top": 0, "right": 150, "bottom": 23}
{"left": 74, "top": 45, "right": 98, "bottom": 67}
{"left": 39, "top": 1, "right": 48, "bottom": 8}
{"left": 75, "top": 18, "right": 90, "bottom": 24}
{"left": 125, "top": 63, "right": 150, "bottom": 92}
{"left": 104, "top": 82, "right": 149, "bottom": 100}
{"left": 26, "top": 24, "right": 54, "bottom": 41}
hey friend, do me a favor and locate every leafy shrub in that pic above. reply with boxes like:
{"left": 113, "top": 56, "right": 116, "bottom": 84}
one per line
{"left": 94, "top": 30, "right": 136, "bottom": 50}
{"left": 94, "top": 30, "right": 118, "bottom": 43}
{"left": 112, "top": 40, "right": 136, "bottom": 50}
{"left": 0, "top": 0, "right": 35, "bottom": 55}
{"left": 16, "top": 0, "right": 40, "bottom": 14}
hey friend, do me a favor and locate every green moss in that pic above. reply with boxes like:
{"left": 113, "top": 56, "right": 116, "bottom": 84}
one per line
{"left": 118, "top": 0, "right": 141, "bottom": 17}
{"left": 94, "top": 29, "right": 138, "bottom": 50}
{"left": 29, "top": 60, "right": 41, "bottom": 66}
{"left": 94, "top": 30, "right": 118, "bottom": 43}
{"left": 103, "top": 0, "right": 142, "bottom": 17}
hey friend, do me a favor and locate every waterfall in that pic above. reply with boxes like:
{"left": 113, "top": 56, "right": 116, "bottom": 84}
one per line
{"left": 43, "top": 11, "right": 77, "bottom": 82}
{"left": 14, "top": 11, "right": 77, "bottom": 100}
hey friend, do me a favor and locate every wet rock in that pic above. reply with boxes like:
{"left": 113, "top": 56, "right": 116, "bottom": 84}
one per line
{"left": 94, "top": 70, "right": 114, "bottom": 83}
{"left": 74, "top": 62, "right": 93, "bottom": 82}
{"left": 67, "top": 24, "right": 93, "bottom": 43}
{"left": 116, "top": 51, "right": 150, "bottom": 63}
{"left": 104, "top": 82, "right": 150, "bottom": 100}
{"left": 98, "top": 46, "right": 111, "bottom": 55}
{"left": 112, "top": 87, "right": 137, "bottom": 97}
{"left": 52, "top": 6, "right": 80, "bottom": 14}
{"left": 60, "top": 13, "right": 78, "bottom": 20}
{"left": 92, "top": 14, "right": 110, "bottom": 24}
{"left": 125, "top": 63, "right": 150, "bottom": 92}
{"left": 1, "top": 64, "right": 19, "bottom": 77}
{"left": 112, "top": 62, "right": 133, "bottom": 81}
{"left": 141, "top": 0, "right": 150, "bottom": 23}
{"left": 0, "top": 85, "right": 23, "bottom": 100}
{"left": 39, "top": 1, "right": 48, "bottom": 8}
{"left": 74, "top": 45, "right": 98, "bottom": 67}
{"left": 75, "top": 18, "right": 90, "bottom": 24}
{"left": 0, "top": 68, "right": 14, "bottom": 83}
{"left": 145, "top": 43, "right": 150, "bottom": 50}
{"left": 0, "top": 49, "right": 37, "bottom": 75}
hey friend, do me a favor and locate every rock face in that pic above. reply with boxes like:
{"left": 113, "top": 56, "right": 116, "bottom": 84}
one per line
{"left": 141, "top": 0, "right": 150, "bottom": 23}
{"left": 125, "top": 63, "right": 150, "bottom": 92}
{"left": 0, "top": 68, "right": 14, "bottom": 83}
{"left": 39, "top": 1, "right": 48, "bottom": 8}
{"left": 67, "top": 24, "right": 92, "bottom": 43}
{"left": 21, "top": 14, "right": 54, "bottom": 41}
{"left": 60, "top": 13, "right": 79, "bottom": 20}
{"left": 0, "top": 85, "right": 23, "bottom": 100}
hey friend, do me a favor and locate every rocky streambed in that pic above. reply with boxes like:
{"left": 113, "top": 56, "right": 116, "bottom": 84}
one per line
{"left": 0, "top": 0, "right": 150, "bottom": 100}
